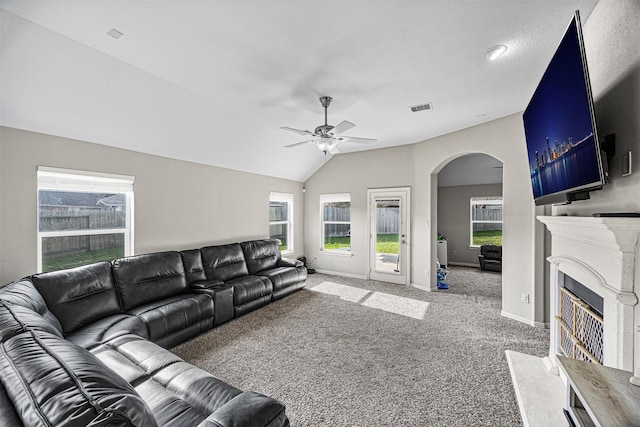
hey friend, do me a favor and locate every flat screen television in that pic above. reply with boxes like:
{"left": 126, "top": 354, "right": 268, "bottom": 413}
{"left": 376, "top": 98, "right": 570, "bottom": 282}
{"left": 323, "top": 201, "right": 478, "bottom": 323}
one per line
{"left": 522, "top": 11, "right": 606, "bottom": 206}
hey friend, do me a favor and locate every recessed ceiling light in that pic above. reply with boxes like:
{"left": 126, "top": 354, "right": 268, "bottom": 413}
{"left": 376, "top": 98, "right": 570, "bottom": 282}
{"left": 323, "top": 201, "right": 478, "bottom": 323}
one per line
{"left": 484, "top": 45, "right": 508, "bottom": 61}
{"left": 107, "top": 28, "right": 124, "bottom": 40}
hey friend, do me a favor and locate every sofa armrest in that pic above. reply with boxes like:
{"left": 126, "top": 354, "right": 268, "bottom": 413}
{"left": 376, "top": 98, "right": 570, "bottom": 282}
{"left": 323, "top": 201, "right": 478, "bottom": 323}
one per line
{"left": 278, "top": 258, "right": 303, "bottom": 268}
{"left": 189, "top": 279, "right": 225, "bottom": 290}
{"left": 197, "top": 391, "right": 288, "bottom": 427}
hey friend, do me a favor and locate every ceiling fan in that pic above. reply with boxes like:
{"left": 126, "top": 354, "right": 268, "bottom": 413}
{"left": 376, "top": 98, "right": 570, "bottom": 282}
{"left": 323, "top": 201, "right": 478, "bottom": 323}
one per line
{"left": 279, "top": 96, "right": 376, "bottom": 156}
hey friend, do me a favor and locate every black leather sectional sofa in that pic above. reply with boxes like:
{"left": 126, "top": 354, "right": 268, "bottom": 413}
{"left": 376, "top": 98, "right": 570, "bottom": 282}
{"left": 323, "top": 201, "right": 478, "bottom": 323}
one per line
{"left": 0, "top": 239, "right": 306, "bottom": 426}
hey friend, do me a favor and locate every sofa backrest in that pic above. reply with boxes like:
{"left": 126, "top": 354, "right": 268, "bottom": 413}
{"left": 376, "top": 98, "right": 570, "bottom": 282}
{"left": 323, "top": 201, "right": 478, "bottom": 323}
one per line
{"left": 30, "top": 262, "right": 121, "bottom": 335}
{"left": 241, "top": 239, "right": 282, "bottom": 275}
{"left": 0, "top": 303, "right": 157, "bottom": 427}
{"left": 0, "top": 280, "right": 63, "bottom": 334}
{"left": 201, "top": 243, "right": 249, "bottom": 281}
{"left": 0, "top": 301, "right": 63, "bottom": 342}
{"left": 112, "top": 251, "right": 188, "bottom": 311}
{"left": 181, "top": 249, "right": 207, "bottom": 283}
{"left": 480, "top": 244, "right": 502, "bottom": 260}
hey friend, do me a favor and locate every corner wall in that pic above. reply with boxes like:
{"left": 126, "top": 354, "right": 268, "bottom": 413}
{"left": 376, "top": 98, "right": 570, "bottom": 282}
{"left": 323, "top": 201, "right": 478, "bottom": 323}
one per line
{"left": 0, "top": 126, "right": 304, "bottom": 284}
{"left": 305, "top": 113, "right": 538, "bottom": 324}
{"left": 413, "top": 114, "right": 536, "bottom": 323}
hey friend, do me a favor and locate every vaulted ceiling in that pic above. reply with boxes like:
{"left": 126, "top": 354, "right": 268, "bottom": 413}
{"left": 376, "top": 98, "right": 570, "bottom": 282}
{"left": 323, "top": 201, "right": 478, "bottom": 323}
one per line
{"left": 0, "top": 0, "right": 599, "bottom": 182}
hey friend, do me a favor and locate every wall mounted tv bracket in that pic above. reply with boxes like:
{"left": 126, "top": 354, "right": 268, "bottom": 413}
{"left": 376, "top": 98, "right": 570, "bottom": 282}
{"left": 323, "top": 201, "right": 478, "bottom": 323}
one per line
{"left": 562, "top": 134, "right": 616, "bottom": 205}
{"left": 600, "top": 133, "right": 616, "bottom": 182}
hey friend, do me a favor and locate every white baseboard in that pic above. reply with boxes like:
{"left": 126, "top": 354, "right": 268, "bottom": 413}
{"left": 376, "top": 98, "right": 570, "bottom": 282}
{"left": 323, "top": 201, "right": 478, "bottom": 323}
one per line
{"left": 542, "top": 356, "right": 559, "bottom": 375}
{"left": 314, "top": 269, "right": 368, "bottom": 280}
{"left": 411, "top": 283, "right": 436, "bottom": 292}
{"left": 448, "top": 262, "right": 480, "bottom": 268}
{"left": 501, "top": 310, "right": 539, "bottom": 327}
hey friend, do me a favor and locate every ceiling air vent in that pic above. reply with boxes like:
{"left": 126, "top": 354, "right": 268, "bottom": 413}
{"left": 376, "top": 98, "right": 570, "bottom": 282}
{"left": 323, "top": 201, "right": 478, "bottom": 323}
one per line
{"left": 107, "top": 28, "right": 124, "bottom": 40}
{"left": 410, "top": 102, "right": 433, "bottom": 113}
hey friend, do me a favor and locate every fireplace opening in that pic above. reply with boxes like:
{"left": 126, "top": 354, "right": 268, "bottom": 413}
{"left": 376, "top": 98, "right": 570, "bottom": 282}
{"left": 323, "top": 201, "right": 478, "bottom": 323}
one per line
{"left": 564, "top": 275, "right": 603, "bottom": 317}
{"left": 558, "top": 274, "right": 604, "bottom": 364}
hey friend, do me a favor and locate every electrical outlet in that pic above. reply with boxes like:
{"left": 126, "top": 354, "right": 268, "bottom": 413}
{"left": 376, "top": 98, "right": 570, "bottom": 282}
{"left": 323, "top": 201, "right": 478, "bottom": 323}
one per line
{"left": 521, "top": 293, "right": 530, "bottom": 303}
{"left": 425, "top": 269, "right": 429, "bottom": 277}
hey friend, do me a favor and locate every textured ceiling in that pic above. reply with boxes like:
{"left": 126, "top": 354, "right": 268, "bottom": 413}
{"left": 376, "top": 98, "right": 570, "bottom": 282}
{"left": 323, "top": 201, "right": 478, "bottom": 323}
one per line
{"left": 0, "top": 0, "right": 599, "bottom": 182}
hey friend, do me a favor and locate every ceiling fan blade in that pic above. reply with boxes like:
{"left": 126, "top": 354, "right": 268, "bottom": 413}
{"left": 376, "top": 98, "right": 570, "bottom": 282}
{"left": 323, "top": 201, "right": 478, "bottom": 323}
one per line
{"left": 284, "top": 139, "right": 315, "bottom": 148}
{"left": 338, "top": 136, "right": 377, "bottom": 144}
{"left": 331, "top": 120, "right": 355, "bottom": 135}
{"left": 279, "top": 126, "right": 315, "bottom": 136}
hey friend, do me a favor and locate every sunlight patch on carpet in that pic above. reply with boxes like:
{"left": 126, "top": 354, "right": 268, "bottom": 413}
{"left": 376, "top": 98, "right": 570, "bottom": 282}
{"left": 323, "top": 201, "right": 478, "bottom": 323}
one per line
{"left": 311, "top": 281, "right": 371, "bottom": 302}
{"left": 361, "top": 292, "right": 430, "bottom": 319}
{"left": 311, "top": 282, "right": 429, "bottom": 319}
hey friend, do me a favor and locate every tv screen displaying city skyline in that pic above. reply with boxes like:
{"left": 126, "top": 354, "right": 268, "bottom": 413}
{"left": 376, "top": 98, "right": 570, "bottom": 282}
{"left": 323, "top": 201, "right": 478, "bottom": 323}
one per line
{"left": 523, "top": 14, "right": 603, "bottom": 201}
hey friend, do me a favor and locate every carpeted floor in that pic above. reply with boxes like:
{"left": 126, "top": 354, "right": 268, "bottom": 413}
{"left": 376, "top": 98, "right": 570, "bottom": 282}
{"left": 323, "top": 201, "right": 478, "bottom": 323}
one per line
{"left": 172, "top": 266, "right": 549, "bottom": 426}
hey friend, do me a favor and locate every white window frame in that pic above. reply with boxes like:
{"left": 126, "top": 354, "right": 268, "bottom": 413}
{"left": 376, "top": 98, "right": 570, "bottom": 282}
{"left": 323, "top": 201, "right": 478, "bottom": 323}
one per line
{"left": 269, "top": 192, "right": 294, "bottom": 255}
{"left": 320, "top": 193, "right": 351, "bottom": 255}
{"left": 37, "top": 166, "right": 135, "bottom": 272}
{"left": 469, "top": 196, "right": 503, "bottom": 248}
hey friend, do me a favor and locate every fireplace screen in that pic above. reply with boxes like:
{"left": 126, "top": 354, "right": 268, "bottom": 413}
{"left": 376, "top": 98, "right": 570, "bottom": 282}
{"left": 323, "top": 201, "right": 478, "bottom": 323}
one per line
{"left": 557, "top": 287, "right": 604, "bottom": 364}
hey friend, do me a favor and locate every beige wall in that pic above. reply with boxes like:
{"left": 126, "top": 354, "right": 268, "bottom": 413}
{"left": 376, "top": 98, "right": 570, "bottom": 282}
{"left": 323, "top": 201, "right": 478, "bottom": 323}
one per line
{"left": 0, "top": 126, "right": 304, "bottom": 283}
{"left": 555, "top": 0, "right": 640, "bottom": 215}
{"left": 437, "top": 183, "right": 503, "bottom": 266}
{"left": 303, "top": 145, "right": 415, "bottom": 278}
{"left": 413, "top": 113, "right": 536, "bottom": 324}
{"left": 304, "top": 113, "right": 538, "bottom": 324}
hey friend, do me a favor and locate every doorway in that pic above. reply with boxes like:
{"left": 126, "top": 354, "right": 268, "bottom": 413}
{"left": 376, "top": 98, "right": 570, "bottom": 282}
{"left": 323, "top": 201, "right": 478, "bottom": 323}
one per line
{"left": 368, "top": 188, "right": 410, "bottom": 285}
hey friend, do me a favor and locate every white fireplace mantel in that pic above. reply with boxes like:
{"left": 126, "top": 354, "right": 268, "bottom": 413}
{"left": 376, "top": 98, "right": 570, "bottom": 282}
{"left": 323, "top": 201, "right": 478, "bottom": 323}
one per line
{"left": 538, "top": 215, "right": 640, "bottom": 379}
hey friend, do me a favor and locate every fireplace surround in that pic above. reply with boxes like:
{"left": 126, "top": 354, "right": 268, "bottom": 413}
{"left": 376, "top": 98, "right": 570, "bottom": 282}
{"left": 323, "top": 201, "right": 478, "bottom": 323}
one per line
{"left": 538, "top": 216, "right": 640, "bottom": 382}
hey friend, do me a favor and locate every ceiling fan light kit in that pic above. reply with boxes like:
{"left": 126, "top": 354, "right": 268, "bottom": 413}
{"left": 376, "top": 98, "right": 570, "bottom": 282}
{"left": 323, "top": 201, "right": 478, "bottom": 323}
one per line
{"left": 280, "top": 96, "right": 376, "bottom": 156}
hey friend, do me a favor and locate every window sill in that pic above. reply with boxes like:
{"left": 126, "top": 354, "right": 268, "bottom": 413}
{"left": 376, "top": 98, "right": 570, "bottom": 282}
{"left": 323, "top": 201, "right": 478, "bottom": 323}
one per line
{"left": 281, "top": 250, "right": 294, "bottom": 256}
{"left": 320, "top": 250, "right": 353, "bottom": 257}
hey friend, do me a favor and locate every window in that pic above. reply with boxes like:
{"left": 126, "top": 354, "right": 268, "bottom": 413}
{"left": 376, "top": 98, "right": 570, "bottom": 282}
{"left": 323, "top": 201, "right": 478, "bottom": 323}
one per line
{"left": 320, "top": 193, "right": 351, "bottom": 254}
{"left": 37, "top": 167, "right": 134, "bottom": 273}
{"left": 470, "top": 197, "right": 503, "bottom": 247}
{"left": 269, "top": 192, "right": 293, "bottom": 253}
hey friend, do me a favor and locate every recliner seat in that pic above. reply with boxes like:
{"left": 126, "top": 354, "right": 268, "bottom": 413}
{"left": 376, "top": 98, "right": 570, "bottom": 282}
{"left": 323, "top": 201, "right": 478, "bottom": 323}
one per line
{"left": 200, "top": 243, "right": 273, "bottom": 317}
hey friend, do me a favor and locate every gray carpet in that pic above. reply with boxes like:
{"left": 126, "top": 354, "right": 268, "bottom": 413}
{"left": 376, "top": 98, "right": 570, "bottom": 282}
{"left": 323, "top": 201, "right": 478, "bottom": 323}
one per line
{"left": 172, "top": 267, "right": 548, "bottom": 426}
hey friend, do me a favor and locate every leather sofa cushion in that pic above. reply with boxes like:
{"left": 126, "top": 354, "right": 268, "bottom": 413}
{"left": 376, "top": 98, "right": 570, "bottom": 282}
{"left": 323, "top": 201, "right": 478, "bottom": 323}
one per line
{"left": 201, "top": 243, "right": 249, "bottom": 281}
{"left": 0, "top": 301, "right": 63, "bottom": 342}
{"left": 93, "top": 334, "right": 244, "bottom": 426}
{"left": 126, "top": 293, "right": 213, "bottom": 343}
{"left": 31, "top": 262, "right": 121, "bottom": 335}
{"left": 0, "top": 327, "right": 157, "bottom": 426}
{"left": 259, "top": 267, "right": 301, "bottom": 292}
{"left": 0, "top": 280, "right": 63, "bottom": 333}
{"left": 112, "top": 251, "right": 188, "bottom": 311}
{"left": 66, "top": 313, "right": 148, "bottom": 350}
{"left": 241, "top": 239, "right": 281, "bottom": 275}
{"left": 227, "top": 275, "right": 273, "bottom": 306}
{"left": 181, "top": 249, "right": 207, "bottom": 283}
